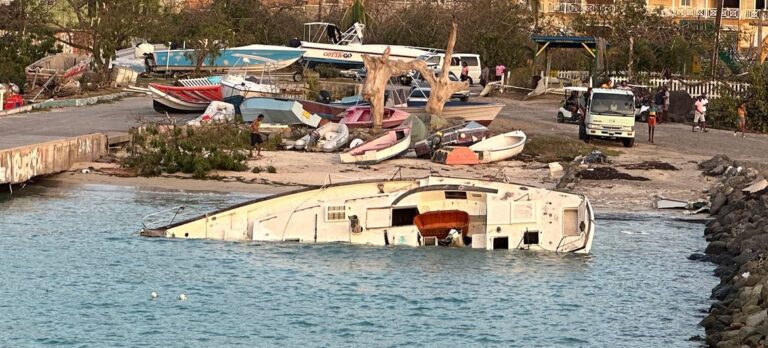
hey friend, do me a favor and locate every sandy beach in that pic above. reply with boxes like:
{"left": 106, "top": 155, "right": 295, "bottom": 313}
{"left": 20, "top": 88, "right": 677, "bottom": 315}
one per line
{"left": 33, "top": 93, "right": 758, "bottom": 212}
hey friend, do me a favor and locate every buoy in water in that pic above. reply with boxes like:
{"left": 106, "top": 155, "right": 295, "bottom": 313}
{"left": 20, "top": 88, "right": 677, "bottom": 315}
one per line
{"left": 178, "top": 293, "right": 188, "bottom": 301}
{"left": 150, "top": 291, "right": 158, "bottom": 300}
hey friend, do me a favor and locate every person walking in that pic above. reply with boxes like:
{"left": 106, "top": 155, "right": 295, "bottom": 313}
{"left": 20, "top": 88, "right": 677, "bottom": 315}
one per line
{"left": 250, "top": 114, "right": 265, "bottom": 157}
{"left": 654, "top": 87, "right": 665, "bottom": 124}
{"left": 647, "top": 111, "right": 657, "bottom": 143}
{"left": 693, "top": 94, "right": 709, "bottom": 132}
{"left": 662, "top": 86, "right": 670, "bottom": 124}
{"left": 735, "top": 102, "right": 747, "bottom": 138}
{"left": 480, "top": 65, "right": 490, "bottom": 87}
{"left": 578, "top": 87, "right": 592, "bottom": 142}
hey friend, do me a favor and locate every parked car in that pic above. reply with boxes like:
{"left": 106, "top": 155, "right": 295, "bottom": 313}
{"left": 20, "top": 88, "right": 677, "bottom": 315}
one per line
{"left": 409, "top": 70, "right": 470, "bottom": 102}
{"left": 418, "top": 53, "right": 482, "bottom": 85}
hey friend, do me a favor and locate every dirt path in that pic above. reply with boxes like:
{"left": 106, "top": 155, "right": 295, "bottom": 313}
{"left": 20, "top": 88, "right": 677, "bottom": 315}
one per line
{"left": 494, "top": 93, "right": 768, "bottom": 163}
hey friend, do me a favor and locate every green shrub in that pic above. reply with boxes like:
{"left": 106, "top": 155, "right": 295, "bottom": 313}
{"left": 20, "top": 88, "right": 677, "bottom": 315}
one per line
{"left": 266, "top": 165, "right": 277, "bottom": 173}
{"left": 314, "top": 64, "right": 341, "bottom": 79}
{"left": 125, "top": 122, "right": 251, "bottom": 178}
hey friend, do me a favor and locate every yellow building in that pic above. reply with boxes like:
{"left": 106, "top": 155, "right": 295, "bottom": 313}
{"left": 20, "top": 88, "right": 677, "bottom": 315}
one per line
{"left": 542, "top": 0, "right": 768, "bottom": 49}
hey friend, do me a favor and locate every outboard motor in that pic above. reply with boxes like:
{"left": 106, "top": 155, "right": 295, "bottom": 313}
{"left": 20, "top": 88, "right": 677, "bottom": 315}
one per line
{"left": 288, "top": 38, "right": 302, "bottom": 48}
{"left": 316, "top": 90, "right": 332, "bottom": 104}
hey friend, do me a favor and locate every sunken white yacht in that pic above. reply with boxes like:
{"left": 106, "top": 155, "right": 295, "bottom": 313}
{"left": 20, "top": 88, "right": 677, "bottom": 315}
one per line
{"left": 141, "top": 176, "right": 595, "bottom": 253}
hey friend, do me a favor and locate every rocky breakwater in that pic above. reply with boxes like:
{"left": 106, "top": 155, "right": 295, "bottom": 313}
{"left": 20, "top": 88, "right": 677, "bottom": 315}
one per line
{"left": 696, "top": 155, "right": 768, "bottom": 348}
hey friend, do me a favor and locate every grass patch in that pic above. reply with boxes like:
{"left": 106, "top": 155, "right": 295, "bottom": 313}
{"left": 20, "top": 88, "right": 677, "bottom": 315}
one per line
{"left": 522, "top": 135, "right": 622, "bottom": 163}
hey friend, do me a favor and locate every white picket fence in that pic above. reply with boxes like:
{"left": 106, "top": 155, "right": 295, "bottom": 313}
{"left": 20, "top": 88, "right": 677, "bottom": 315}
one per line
{"left": 610, "top": 77, "right": 750, "bottom": 99}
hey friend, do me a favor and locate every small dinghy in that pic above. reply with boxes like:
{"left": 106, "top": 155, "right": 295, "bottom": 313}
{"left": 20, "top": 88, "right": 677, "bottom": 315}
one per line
{"left": 432, "top": 130, "right": 527, "bottom": 165}
{"left": 469, "top": 130, "right": 526, "bottom": 163}
{"left": 413, "top": 121, "right": 489, "bottom": 159}
{"left": 339, "top": 106, "right": 409, "bottom": 128}
{"left": 339, "top": 121, "right": 412, "bottom": 164}
{"left": 294, "top": 122, "right": 350, "bottom": 152}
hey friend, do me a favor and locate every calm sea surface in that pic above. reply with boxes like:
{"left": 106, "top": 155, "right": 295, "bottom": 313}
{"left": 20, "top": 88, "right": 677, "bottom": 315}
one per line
{"left": 0, "top": 184, "right": 716, "bottom": 347}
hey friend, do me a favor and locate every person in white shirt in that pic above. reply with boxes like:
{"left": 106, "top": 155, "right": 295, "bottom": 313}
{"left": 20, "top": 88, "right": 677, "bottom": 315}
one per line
{"left": 693, "top": 94, "right": 709, "bottom": 133}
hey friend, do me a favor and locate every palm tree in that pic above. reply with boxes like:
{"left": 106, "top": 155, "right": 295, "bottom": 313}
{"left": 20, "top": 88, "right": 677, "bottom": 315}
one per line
{"left": 342, "top": 0, "right": 370, "bottom": 28}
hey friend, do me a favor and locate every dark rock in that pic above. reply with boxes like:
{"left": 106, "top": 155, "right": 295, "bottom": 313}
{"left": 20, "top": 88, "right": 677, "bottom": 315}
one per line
{"left": 733, "top": 252, "right": 758, "bottom": 266}
{"left": 711, "top": 192, "right": 728, "bottom": 215}
{"left": 708, "top": 165, "right": 727, "bottom": 176}
{"left": 707, "top": 241, "right": 729, "bottom": 255}
{"left": 713, "top": 284, "right": 734, "bottom": 300}
{"left": 689, "top": 253, "right": 708, "bottom": 261}
{"left": 714, "top": 265, "right": 737, "bottom": 279}
{"left": 688, "top": 335, "right": 704, "bottom": 341}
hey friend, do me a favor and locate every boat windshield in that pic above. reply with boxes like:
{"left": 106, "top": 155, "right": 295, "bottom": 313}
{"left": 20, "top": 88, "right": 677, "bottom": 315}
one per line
{"left": 410, "top": 89, "right": 430, "bottom": 99}
{"left": 590, "top": 93, "right": 635, "bottom": 116}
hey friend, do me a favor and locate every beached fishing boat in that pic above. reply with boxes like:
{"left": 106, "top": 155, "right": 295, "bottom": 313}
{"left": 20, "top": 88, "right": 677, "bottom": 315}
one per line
{"left": 297, "top": 22, "right": 432, "bottom": 69}
{"left": 240, "top": 97, "right": 323, "bottom": 127}
{"left": 25, "top": 53, "right": 91, "bottom": 87}
{"left": 220, "top": 55, "right": 282, "bottom": 99}
{"left": 470, "top": 130, "right": 527, "bottom": 163}
{"left": 139, "top": 175, "right": 595, "bottom": 253}
{"left": 220, "top": 74, "right": 281, "bottom": 99}
{"left": 339, "top": 106, "right": 410, "bottom": 128}
{"left": 149, "top": 83, "right": 222, "bottom": 113}
{"left": 413, "top": 121, "right": 489, "bottom": 158}
{"left": 395, "top": 102, "right": 503, "bottom": 126}
{"left": 432, "top": 131, "right": 526, "bottom": 165}
{"left": 294, "top": 122, "right": 350, "bottom": 152}
{"left": 148, "top": 44, "right": 304, "bottom": 73}
{"left": 339, "top": 123, "right": 412, "bottom": 164}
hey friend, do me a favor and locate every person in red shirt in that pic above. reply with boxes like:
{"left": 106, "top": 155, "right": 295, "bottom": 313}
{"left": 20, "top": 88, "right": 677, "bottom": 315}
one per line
{"left": 647, "top": 111, "right": 657, "bottom": 143}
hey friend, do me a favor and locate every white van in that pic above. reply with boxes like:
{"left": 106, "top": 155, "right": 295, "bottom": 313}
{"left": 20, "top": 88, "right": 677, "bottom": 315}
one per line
{"left": 418, "top": 53, "right": 482, "bottom": 85}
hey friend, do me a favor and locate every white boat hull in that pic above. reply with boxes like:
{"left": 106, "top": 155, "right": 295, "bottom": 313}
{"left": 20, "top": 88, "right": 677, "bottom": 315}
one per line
{"left": 220, "top": 75, "right": 281, "bottom": 99}
{"left": 300, "top": 42, "right": 430, "bottom": 67}
{"left": 395, "top": 103, "right": 503, "bottom": 126}
{"left": 295, "top": 122, "right": 350, "bottom": 152}
{"left": 140, "top": 176, "right": 595, "bottom": 254}
{"left": 469, "top": 130, "right": 527, "bottom": 164}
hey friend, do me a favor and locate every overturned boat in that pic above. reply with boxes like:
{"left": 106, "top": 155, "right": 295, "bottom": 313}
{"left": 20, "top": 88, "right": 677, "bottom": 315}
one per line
{"left": 25, "top": 53, "right": 91, "bottom": 87}
{"left": 148, "top": 83, "right": 222, "bottom": 113}
{"left": 139, "top": 176, "right": 594, "bottom": 253}
{"left": 240, "top": 97, "right": 323, "bottom": 127}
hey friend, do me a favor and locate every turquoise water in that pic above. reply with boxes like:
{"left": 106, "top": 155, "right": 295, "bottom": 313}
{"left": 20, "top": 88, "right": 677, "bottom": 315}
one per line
{"left": 0, "top": 184, "right": 715, "bottom": 347}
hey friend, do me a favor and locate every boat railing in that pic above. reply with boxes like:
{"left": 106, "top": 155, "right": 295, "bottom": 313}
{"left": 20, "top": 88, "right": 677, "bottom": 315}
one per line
{"left": 141, "top": 206, "right": 199, "bottom": 230}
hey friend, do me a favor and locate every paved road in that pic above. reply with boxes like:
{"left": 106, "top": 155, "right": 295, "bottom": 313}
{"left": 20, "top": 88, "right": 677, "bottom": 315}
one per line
{"left": 497, "top": 95, "right": 768, "bottom": 163}
{"left": 0, "top": 96, "right": 194, "bottom": 150}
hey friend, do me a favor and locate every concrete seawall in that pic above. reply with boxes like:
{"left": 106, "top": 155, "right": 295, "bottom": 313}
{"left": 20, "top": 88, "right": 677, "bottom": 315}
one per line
{"left": 0, "top": 134, "right": 108, "bottom": 185}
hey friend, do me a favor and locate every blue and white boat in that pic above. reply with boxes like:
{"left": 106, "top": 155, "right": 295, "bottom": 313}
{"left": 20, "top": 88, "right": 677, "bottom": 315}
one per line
{"left": 298, "top": 22, "right": 433, "bottom": 69}
{"left": 149, "top": 44, "right": 305, "bottom": 73}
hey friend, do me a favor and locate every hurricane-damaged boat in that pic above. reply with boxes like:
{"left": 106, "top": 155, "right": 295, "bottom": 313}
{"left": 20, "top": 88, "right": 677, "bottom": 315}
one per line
{"left": 140, "top": 176, "right": 594, "bottom": 253}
